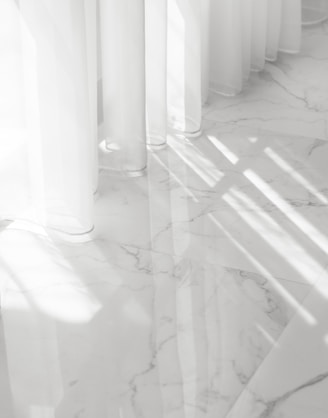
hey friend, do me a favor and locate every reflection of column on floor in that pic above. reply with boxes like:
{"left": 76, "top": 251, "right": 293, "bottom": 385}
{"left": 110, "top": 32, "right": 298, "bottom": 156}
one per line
{"left": 151, "top": 254, "right": 214, "bottom": 418}
{"left": 147, "top": 150, "right": 187, "bottom": 418}
{"left": 175, "top": 259, "right": 210, "bottom": 418}
{"left": 152, "top": 258, "right": 226, "bottom": 418}
{"left": 152, "top": 253, "right": 185, "bottom": 418}
{"left": 99, "top": 0, "right": 147, "bottom": 174}
{"left": 0, "top": 314, "right": 15, "bottom": 417}
{"left": 147, "top": 147, "right": 191, "bottom": 257}
{"left": 147, "top": 146, "right": 223, "bottom": 416}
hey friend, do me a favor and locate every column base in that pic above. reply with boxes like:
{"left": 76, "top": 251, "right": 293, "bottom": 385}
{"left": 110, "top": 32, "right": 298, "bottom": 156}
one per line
{"left": 302, "top": 6, "right": 328, "bottom": 25}
{"left": 99, "top": 165, "right": 147, "bottom": 178}
{"left": 170, "top": 127, "right": 203, "bottom": 139}
{"left": 98, "top": 139, "right": 147, "bottom": 177}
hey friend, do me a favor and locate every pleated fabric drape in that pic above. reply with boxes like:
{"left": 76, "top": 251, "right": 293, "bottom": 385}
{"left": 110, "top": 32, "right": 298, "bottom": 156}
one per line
{"left": 0, "top": 0, "right": 95, "bottom": 236}
{"left": 209, "top": 0, "right": 302, "bottom": 96}
{"left": 0, "top": 0, "right": 302, "bottom": 237}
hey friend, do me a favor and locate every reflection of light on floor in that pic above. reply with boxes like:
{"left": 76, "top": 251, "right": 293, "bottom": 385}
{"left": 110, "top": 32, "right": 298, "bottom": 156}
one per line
{"left": 256, "top": 324, "right": 279, "bottom": 347}
{"left": 168, "top": 135, "right": 224, "bottom": 187}
{"left": 151, "top": 153, "right": 199, "bottom": 202}
{"left": 175, "top": 261, "right": 197, "bottom": 418}
{"left": 244, "top": 169, "right": 328, "bottom": 256}
{"left": 0, "top": 228, "right": 103, "bottom": 323}
{"left": 123, "top": 298, "right": 152, "bottom": 326}
{"left": 7, "top": 219, "right": 48, "bottom": 236}
{"left": 207, "top": 135, "right": 239, "bottom": 164}
{"left": 30, "top": 405, "right": 56, "bottom": 418}
{"left": 264, "top": 147, "right": 328, "bottom": 205}
{"left": 223, "top": 189, "right": 328, "bottom": 298}
{"left": 248, "top": 136, "right": 258, "bottom": 144}
{"left": 35, "top": 287, "right": 101, "bottom": 324}
{"left": 99, "top": 139, "right": 120, "bottom": 153}
{"left": 208, "top": 213, "right": 316, "bottom": 325}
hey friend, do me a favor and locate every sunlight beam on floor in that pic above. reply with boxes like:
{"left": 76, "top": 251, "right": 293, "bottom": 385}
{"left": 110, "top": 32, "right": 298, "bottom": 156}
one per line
{"left": 207, "top": 135, "right": 239, "bottom": 164}
{"left": 223, "top": 189, "right": 328, "bottom": 299}
{"left": 207, "top": 213, "right": 316, "bottom": 325}
{"left": 244, "top": 169, "right": 328, "bottom": 257}
{"left": 264, "top": 146, "right": 328, "bottom": 205}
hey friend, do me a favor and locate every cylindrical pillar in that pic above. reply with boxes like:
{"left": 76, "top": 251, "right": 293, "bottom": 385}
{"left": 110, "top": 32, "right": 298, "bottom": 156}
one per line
{"left": 99, "top": 0, "right": 147, "bottom": 175}
{"left": 145, "top": 0, "right": 168, "bottom": 148}
{"left": 3, "top": 0, "right": 95, "bottom": 236}
{"left": 167, "top": 0, "right": 202, "bottom": 136}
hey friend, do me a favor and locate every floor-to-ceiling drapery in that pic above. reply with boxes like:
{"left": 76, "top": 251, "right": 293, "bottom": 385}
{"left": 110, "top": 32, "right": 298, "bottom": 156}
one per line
{"left": 209, "top": 0, "right": 302, "bottom": 95}
{"left": 0, "top": 0, "right": 302, "bottom": 237}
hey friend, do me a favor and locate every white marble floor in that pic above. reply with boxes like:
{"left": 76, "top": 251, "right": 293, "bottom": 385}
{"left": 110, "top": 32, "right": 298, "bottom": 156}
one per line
{"left": 1, "top": 20, "right": 328, "bottom": 418}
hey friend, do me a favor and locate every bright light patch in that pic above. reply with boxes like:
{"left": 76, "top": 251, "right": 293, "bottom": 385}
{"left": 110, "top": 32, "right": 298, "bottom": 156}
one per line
{"left": 244, "top": 169, "right": 328, "bottom": 256}
{"left": 0, "top": 229, "right": 103, "bottom": 323}
{"left": 8, "top": 219, "right": 48, "bottom": 237}
{"left": 256, "top": 324, "right": 279, "bottom": 347}
{"left": 264, "top": 147, "right": 328, "bottom": 205}
{"left": 99, "top": 139, "right": 120, "bottom": 153}
{"left": 36, "top": 288, "right": 101, "bottom": 323}
{"left": 207, "top": 135, "right": 239, "bottom": 164}
{"left": 207, "top": 213, "right": 316, "bottom": 325}
{"left": 248, "top": 136, "right": 258, "bottom": 143}
{"left": 223, "top": 189, "right": 328, "bottom": 298}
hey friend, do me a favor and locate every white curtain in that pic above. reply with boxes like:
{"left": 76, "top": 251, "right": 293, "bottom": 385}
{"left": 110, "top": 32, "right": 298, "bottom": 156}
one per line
{"left": 209, "top": 0, "right": 302, "bottom": 96}
{"left": 0, "top": 2, "right": 304, "bottom": 418}
{"left": 0, "top": 0, "right": 95, "bottom": 236}
{"left": 0, "top": 0, "right": 302, "bottom": 236}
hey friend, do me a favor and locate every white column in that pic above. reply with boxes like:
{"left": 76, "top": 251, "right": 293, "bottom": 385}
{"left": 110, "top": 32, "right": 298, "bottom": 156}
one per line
{"left": 251, "top": 0, "right": 268, "bottom": 71}
{"left": 84, "top": 0, "right": 98, "bottom": 194}
{"left": 279, "top": 0, "right": 302, "bottom": 53}
{"left": 99, "top": 0, "right": 147, "bottom": 175}
{"left": 1, "top": 0, "right": 94, "bottom": 236}
{"left": 201, "top": 0, "right": 211, "bottom": 105}
{"left": 167, "top": 0, "right": 202, "bottom": 136}
{"left": 266, "top": 0, "right": 282, "bottom": 61}
{"left": 209, "top": 0, "right": 244, "bottom": 96}
{"left": 145, "top": 0, "right": 168, "bottom": 148}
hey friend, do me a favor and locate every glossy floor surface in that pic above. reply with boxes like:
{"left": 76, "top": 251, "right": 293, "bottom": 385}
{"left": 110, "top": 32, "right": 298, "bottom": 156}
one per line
{"left": 1, "top": 21, "right": 328, "bottom": 418}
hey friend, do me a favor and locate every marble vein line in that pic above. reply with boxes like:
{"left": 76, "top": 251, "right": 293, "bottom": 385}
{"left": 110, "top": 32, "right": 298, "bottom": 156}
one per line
{"left": 256, "top": 371, "right": 328, "bottom": 418}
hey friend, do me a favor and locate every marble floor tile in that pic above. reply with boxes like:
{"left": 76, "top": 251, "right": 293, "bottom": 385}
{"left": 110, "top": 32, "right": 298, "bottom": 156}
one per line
{"left": 94, "top": 127, "right": 328, "bottom": 290}
{"left": 1, "top": 16, "right": 328, "bottom": 418}
{"left": 0, "top": 227, "right": 315, "bottom": 418}
{"left": 226, "top": 272, "right": 328, "bottom": 418}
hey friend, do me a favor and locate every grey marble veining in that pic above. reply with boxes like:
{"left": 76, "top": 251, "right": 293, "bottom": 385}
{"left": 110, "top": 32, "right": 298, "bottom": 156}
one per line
{"left": 0, "top": 18, "right": 328, "bottom": 418}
